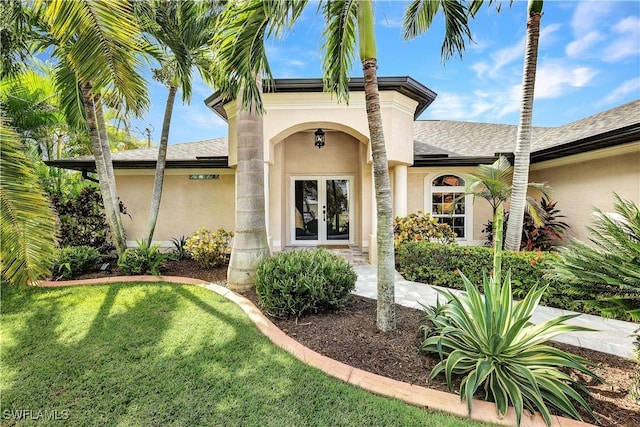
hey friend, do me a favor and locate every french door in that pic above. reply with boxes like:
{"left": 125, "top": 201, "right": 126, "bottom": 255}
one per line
{"left": 291, "top": 176, "right": 353, "bottom": 245}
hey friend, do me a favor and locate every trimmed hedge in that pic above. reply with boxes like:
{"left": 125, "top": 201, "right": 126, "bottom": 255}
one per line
{"left": 397, "top": 242, "right": 591, "bottom": 315}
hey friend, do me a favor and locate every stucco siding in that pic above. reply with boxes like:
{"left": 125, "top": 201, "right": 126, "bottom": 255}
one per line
{"left": 530, "top": 150, "right": 640, "bottom": 242}
{"left": 116, "top": 169, "right": 235, "bottom": 245}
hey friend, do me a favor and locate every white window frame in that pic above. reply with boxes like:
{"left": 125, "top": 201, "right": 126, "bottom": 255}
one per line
{"left": 424, "top": 174, "right": 473, "bottom": 242}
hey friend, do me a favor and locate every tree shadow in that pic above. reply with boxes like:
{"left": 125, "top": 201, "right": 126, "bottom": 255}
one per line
{"left": 1, "top": 282, "right": 442, "bottom": 426}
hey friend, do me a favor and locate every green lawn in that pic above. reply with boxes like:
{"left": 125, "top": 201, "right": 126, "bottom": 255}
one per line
{"left": 1, "top": 282, "right": 496, "bottom": 426}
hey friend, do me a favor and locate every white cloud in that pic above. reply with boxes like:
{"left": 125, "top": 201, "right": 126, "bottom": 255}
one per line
{"left": 565, "top": 31, "right": 604, "bottom": 58}
{"left": 471, "top": 61, "right": 490, "bottom": 78}
{"left": 378, "top": 14, "right": 403, "bottom": 29}
{"left": 534, "top": 62, "right": 598, "bottom": 99}
{"left": 540, "top": 23, "right": 563, "bottom": 47}
{"left": 488, "top": 37, "right": 525, "bottom": 75}
{"left": 286, "top": 59, "right": 306, "bottom": 67}
{"left": 602, "top": 16, "right": 640, "bottom": 62}
{"left": 470, "top": 37, "right": 524, "bottom": 79}
{"left": 428, "top": 92, "right": 499, "bottom": 121}
{"left": 494, "top": 85, "right": 522, "bottom": 118}
{"left": 179, "top": 107, "right": 227, "bottom": 131}
{"left": 570, "top": 1, "right": 615, "bottom": 35}
{"left": 600, "top": 78, "right": 640, "bottom": 105}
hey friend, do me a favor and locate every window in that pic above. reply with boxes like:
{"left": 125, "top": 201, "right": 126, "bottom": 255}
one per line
{"left": 429, "top": 174, "right": 470, "bottom": 239}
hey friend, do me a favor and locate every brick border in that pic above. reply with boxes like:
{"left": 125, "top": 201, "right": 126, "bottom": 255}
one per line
{"left": 40, "top": 277, "right": 595, "bottom": 427}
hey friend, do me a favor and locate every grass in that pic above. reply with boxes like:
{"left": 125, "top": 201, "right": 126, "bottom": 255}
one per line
{"left": 0, "top": 282, "right": 497, "bottom": 427}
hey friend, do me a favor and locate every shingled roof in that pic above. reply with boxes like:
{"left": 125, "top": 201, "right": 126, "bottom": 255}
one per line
{"left": 413, "top": 99, "right": 639, "bottom": 166}
{"left": 47, "top": 99, "right": 639, "bottom": 171}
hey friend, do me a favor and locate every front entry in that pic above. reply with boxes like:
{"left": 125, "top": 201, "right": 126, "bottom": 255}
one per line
{"left": 291, "top": 176, "right": 353, "bottom": 245}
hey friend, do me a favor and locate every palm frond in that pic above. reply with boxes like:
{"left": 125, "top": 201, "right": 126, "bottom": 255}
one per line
{"left": 211, "top": 0, "right": 306, "bottom": 112}
{"left": 35, "top": 0, "right": 149, "bottom": 116}
{"left": 321, "top": 0, "right": 358, "bottom": 103}
{"left": 0, "top": 115, "right": 57, "bottom": 287}
{"left": 403, "top": 0, "right": 474, "bottom": 61}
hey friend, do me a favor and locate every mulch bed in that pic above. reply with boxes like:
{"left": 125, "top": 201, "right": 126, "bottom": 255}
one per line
{"left": 69, "top": 259, "right": 640, "bottom": 427}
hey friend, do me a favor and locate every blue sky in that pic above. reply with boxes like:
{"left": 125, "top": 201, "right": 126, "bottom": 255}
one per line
{"left": 132, "top": 0, "right": 640, "bottom": 146}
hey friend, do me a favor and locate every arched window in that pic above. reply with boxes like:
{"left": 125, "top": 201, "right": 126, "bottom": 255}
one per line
{"left": 428, "top": 174, "right": 471, "bottom": 239}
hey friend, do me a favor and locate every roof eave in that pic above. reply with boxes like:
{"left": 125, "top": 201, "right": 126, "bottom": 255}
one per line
{"left": 45, "top": 158, "right": 231, "bottom": 172}
{"left": 412, "top": 153, "right": 514, "bottom": 167}
{"left": 204, "top": 76, "right": 437, "bottom": 121}
{"left": 531, "top": 123, "right": 640, "bottom": 163}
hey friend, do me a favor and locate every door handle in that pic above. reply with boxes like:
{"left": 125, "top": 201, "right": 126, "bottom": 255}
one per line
{"left": 323, "top": 206, "right": 326, "bottom": 221}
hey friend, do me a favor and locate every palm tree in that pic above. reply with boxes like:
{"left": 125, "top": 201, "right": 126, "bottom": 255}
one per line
{"left": 32, "top": 0, "right": 150, "bottom": 254}
{"left": 135, "top": 0, "right": 221, "bottom": 246}
{"left": 464, "top": 155, "right": 547, "bottom": 250}
{"left": 0, "top": 115, "right": 57, "bottom": 287}
{"left": 212, "top": 1, "right": 306, "bottom": 292}
{"left": 504, "top": 0, "right": 543, "bottom": 251}
{"left": 321, "top": 0, "right": 397, "bottom": 331}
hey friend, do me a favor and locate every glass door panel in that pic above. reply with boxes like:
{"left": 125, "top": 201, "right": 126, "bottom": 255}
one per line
{"left": 292, "top": 177, "right": 352, "bottom": 244}
{"left": 325, "top": 179, "right": 349, "bottom": 241}
{"left": 294, "top": 180, "right": 318, "bottom": 241}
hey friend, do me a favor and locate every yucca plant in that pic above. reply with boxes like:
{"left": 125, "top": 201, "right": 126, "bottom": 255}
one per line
{"left": 420, "top": 200, "right": 601, "bottom": 426}
{"left": 547, "top": 194, "right": 640, "bottom": 320}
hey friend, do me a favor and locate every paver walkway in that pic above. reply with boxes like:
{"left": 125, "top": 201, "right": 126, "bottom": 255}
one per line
{"left": 328, "top": 247, "right": 637, "bottom": 359}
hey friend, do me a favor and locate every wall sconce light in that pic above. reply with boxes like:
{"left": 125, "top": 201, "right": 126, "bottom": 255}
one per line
{"left": 314, "top": 128, "right": 325, "bottom": 149}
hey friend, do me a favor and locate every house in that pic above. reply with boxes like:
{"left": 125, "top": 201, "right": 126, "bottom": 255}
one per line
{"left": 48, "top": 77, "right": 640, "bottom": 263}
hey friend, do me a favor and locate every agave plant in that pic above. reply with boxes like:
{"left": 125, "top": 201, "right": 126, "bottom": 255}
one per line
{"left": 420, "top": 196, "right": 601, "bottom": 426}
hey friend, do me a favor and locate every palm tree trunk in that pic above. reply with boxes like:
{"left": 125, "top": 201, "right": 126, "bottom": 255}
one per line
{"left": 144, "top": 85, "right": 177, "bottom": 246}
{"left": 505, "top": 0, "right": 542, "bottom": 251}
{"left": 358, "top": 0, "right": 395, "bottom": 332}
{"left": 227, "top": 77, "right": 271, "bottom": 291}
{"left": 81, "top": 83, "right": 127, "bottom": 254}
{"left": 93, "top": 91, "right": 126, "bottom": 249}
{"left": 363, "top": 58, "right": 396, "bottom": 333}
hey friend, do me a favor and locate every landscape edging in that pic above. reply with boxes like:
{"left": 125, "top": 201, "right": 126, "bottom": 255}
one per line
{"left": 39, "top": 276, "right": 596, "bottom": 427}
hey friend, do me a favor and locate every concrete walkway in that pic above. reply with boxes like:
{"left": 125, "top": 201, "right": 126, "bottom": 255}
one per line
{"left": 331, "top": 248, "right": 637, "bottom": 359}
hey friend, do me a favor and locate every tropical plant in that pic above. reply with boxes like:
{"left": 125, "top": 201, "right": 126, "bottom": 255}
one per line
{"left": 419, "top": 200, "right": 601, "bottom": 426}
{"left": 117, "top": 240, "right": 168, "bottom": 276}
{"left": 393, "top": 211, "right": 457, "bottom": 248}
{"left": 547, "top": 194, "right": 640, "bottom": 321}
{"left": 51, "top": 186, "right": 113, "bottom": 251}
{"left": 505, "top": 0, "right": 544, "bottom": 251}
{"left": 26, "top": 0, "right": 151, "bottom": 254}
{"left": 170, "top": 235, "right": 191, "bottom": 260}
{"left": 483, "top": 197, "right": 569, "bottom": 251}
{"left": 51, "top": 245, "right": 102, "bottom": 280}
{"left": 134, "top": 0, "right": 221, "bottom": 246}
{"left": 255, "top": 249, "right": 357, "bottom": 320}
{"left": 184, "top": 227, "right": 234, "bottom": 268}
{"left": 0, "top": 116, "right": 57, "bottom": 287}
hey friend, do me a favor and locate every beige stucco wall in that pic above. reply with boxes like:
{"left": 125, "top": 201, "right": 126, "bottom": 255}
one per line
{"left": 115, "top": 169, "right": 235, "bottom": 246}
{"left": 529, "top": 144, "right": 640, "bottom": 242}
{"left": 408, "top": 167, "right": 493, "bottom": 245}
{"left": 267, "top": 130, "right": 365, "bottom": 251}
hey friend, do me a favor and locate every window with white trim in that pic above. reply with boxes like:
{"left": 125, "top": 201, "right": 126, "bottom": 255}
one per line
{"left": 429, "top": 174, "right": 469, "bottom": 239}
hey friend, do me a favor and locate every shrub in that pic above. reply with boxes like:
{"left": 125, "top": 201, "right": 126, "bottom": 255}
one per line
{"left": 51, "top": 246, "right": 102, "bottom": 280}
{"left": 420, "top": 270, "right": 601, "bottom": 426}
{"left": 117, "top": 240, "right": 168, "bottom": 275}
{"left": 170, "top": 235, "right": 191, "bottom": 260}
{"left": 393, "top": 211, "right": 456, "bottom": 248}
{"left": 51, "top": 186, "right": 113, "bottom": 252}
{"left": 397, "top": 242, "right": 586, "bottom": 314}
{"left": 483, "top": 197, "right": 569, "bottom": 251}
{"left": 255, "top": 249, "right": 357, "bottom": 319}
{"left": 184, "top": 227, "right": 233, "bottom": 268}
{"left": 546, "top": 194, "right": 640, "bottom": 321}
